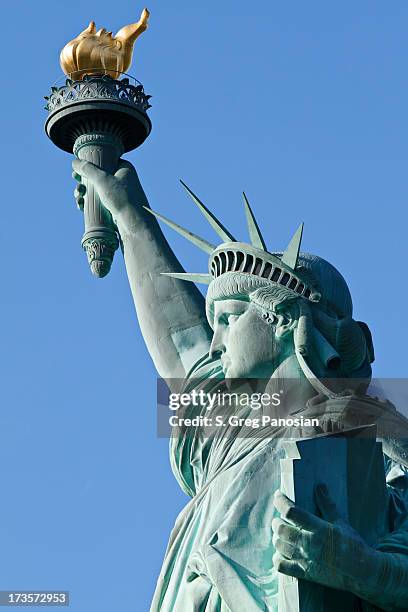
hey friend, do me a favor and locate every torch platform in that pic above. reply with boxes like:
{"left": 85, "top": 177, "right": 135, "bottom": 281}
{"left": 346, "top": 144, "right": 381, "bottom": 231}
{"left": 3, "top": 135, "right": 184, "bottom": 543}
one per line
{"left": 45, "top": 75, "right": 152, "bottom": 277}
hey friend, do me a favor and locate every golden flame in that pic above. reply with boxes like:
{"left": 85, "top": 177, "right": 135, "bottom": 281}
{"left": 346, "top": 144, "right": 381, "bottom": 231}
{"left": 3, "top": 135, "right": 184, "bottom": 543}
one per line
{"left": 60, "top": 8, "right": 150, "bottom": 80}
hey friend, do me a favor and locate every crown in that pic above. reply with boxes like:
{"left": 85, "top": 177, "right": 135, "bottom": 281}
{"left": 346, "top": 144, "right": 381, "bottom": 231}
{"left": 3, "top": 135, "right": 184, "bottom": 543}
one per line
{"left": 143, "top": 182, "right": 322, "bottom": 305}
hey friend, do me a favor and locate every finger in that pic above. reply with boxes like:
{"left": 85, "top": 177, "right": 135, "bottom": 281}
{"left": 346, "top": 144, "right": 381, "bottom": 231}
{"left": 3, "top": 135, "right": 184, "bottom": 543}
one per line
{"left": 273, "top": 535, "right": 300, "bottom": 560}
{"left": 273, "top": 552, "right": 306, "bottom": 579}
{"left": 73, "top": 185, "right": 85, "bottom": 211}
{"left": 273, "top": 491, "right": 321, "bottom": 531}
{"left": 72, "top": 170, "right": 82, "bottom": 183}
{"left": 272, "top": 518, "right": 301, "bottom": 545}
{"left": 116, "top": 159, "right": 135, "bottom": 172}
{"left": 315, "top": 484, "right": 340, "bottom": 523}
{"left": 114, "top": 160, "right": 142, "bottom": 186}
{"left": 74, "top": 184, "right": 86, "bottom": 198}
{"left": 114, "top": 165, "right": 134, "bottom": 182}
{"left": 72, "top": 159, "right": 110, "bottom": 187}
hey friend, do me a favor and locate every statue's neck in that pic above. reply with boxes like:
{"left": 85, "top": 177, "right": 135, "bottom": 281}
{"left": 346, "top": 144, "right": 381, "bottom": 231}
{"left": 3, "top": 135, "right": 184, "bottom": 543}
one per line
{"left": 266, "top": 353, "right": 318, "bottom": 410}
{"left": 271, "top": 353, "right": 304, "bottom": 379}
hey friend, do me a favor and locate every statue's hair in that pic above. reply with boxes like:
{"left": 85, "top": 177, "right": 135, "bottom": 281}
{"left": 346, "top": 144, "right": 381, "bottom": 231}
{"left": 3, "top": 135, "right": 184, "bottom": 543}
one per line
{"left": 247, "top": 285, "right": 298, "bottom": 314}
{"left": 205, "top": 272, "right": 297, "bottom": 325}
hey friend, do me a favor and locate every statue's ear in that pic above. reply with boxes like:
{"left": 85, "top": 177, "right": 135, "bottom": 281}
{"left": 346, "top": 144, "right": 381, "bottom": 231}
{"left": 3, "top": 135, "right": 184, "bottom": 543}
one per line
{"left": 274, "top": 301, "right": 299, "bottom": 339}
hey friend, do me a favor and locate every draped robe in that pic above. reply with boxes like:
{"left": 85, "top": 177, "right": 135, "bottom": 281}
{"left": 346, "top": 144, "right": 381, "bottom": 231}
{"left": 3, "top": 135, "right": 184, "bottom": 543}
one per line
{"left": 151, "top": 354, "right": 408, "bottom": 611}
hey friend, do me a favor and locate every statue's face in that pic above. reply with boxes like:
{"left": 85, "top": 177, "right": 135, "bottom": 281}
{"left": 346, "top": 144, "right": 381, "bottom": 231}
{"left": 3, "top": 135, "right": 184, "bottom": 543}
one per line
{"left": 210, "top": 299, "right": 282, "bottom": 378}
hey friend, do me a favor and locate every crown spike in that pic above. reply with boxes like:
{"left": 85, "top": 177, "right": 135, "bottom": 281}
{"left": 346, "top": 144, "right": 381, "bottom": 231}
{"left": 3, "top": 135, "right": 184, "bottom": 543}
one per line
{"left": 242, "top": 192, "right": 267, "bottom": 251}
{"left": 180, "top": 180, "right": 236, "bottom": 243}
{"left": 281, "top": 223, "right": 304, "bottom": 269}
{"left": 161, "top": 272, "right": 212, "bottom": 285}
{"left": 143, "top": 207, "right": 216, "bottom": 254}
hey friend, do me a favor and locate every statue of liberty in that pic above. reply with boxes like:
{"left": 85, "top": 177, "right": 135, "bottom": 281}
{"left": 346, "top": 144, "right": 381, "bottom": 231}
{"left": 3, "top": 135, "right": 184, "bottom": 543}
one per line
{"left": 71, "top": 157, "right": 408, "bottom": 611}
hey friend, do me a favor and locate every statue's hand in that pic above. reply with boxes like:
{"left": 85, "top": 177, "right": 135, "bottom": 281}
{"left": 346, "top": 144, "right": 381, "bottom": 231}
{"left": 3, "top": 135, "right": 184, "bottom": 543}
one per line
{"left": 272, "top": 486, "right": 381, "bottom": 597}
{"left": 72, "top": 158, "right": 148, "bottom": 222}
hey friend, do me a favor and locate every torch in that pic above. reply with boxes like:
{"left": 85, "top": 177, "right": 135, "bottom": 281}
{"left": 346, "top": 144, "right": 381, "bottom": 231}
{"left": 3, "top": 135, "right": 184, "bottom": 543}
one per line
{"left": 45, "top": 8, "right": 152, "bottom": 277}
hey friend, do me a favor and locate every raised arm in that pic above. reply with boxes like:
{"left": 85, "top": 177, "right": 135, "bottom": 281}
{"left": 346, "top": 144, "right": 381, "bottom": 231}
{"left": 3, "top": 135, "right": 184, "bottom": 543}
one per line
{"left": 72, "top": 158, "right": 212, "bottom": 379}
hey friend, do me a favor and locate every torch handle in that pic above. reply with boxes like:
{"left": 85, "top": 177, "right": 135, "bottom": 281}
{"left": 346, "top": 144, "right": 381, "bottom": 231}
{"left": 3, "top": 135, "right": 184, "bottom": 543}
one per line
{"left": 73, "top": 133, "right": 124, "bottom": 278}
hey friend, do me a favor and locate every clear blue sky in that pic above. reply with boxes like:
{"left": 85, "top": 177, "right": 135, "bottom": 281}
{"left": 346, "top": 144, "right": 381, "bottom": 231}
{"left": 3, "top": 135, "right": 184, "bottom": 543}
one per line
{"left": 1, "top": 1, "right": 407, "bottom": 610}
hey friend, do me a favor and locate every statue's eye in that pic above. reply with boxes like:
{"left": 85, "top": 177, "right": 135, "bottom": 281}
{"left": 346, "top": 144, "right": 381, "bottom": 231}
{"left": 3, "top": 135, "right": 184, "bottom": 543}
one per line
{"left": 225, "top": 313, "right": 243, "bottom": 324}
{"left": 218, "top": 311, "right": 245, "bottom": 326}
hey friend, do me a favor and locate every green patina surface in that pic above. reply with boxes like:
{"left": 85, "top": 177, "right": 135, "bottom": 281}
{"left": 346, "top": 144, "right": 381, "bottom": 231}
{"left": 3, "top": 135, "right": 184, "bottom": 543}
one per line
{"left": 67, "top": 156, "right": 408, "bottom": 611}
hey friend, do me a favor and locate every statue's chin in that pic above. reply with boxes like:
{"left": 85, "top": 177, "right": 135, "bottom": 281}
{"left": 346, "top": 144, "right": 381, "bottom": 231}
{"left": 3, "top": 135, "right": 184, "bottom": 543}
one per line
{"left": 224, "top": 370, "right": 264, "bottom": 389}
